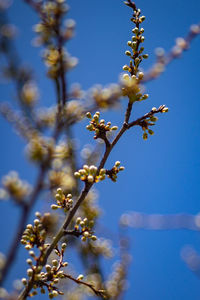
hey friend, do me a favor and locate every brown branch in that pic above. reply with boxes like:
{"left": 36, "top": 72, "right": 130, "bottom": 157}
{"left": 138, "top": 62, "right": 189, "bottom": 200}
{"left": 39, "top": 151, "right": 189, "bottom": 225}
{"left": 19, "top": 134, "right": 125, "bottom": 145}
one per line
{"left": 127, "top": 105, "right": 166, "bottom": 128}
{"left": 63, "top": 273, "right": 106, "bottom": 298}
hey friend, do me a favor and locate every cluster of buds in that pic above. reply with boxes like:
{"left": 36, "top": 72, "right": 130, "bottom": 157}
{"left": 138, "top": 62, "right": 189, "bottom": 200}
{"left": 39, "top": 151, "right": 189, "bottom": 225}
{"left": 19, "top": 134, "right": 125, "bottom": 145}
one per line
{"left": 88, "top": 238, "right": 113, "bottom": 258}
{"left": 51, "top": 188, "right": 73, "bottom": 212}
{"left": 21, "top": 212, "right": 47, "bottom": 250}
{"left": 121, "top": 73, "right": 149, "bottom": 102}
{"left": 141, "top": 106, "right": 169, "bottom": 140}
{"left": 2, "top": 171, "right": 31, "bottom": 204}
{"left": 86, "top": 111, "right": 118, "bottom": 140}
{"left": 75, "top": 217, "right": 97, "bottom": 242}
{"left": 21, "top": 243, "right": 68, "bottom": 298}
{"left": 26, "top": 136, "right": 54, "bottom": 163}
{"left": 106, "top": 161, "right": 125, "bottom": 182}
{"left": 123, "top": 2, "right": 148, "bottom": 76}
{"left": 89, "top": 84, "right": 121, "bottom": 109}
{"left": 43, "top": 47, "right": 78, "bottom": 79}
{"left": 33, "top": 0, "right": 69, "bottom": 47}
{"left": 48, "top": 168, "right": 76, "bottom": 192}
{"left": 74, "top": 165, "right": 106, "bottom": 183}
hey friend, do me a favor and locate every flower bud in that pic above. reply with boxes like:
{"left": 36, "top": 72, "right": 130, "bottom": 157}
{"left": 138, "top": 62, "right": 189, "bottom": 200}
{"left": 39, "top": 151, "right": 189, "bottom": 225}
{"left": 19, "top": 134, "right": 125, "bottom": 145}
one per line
{"left": 77, "top": 274, "right": 84, "bottom": 280}
{"left": 86, "top": 112, "right": 92, "bottom": 118}
{"left": 123, "top": 65, "right": 129, "bottom": 71}
{"left": 125, "top": 50, "right": 131, "bottom": 56}
{"left": 87, "top": 175, "right": 94, "bottom": 183}
{"left": 51, "top": 204, "right": 58, "bottom": 210}
{"left": 27, "top": 268, "right": 33, "bottom": 277}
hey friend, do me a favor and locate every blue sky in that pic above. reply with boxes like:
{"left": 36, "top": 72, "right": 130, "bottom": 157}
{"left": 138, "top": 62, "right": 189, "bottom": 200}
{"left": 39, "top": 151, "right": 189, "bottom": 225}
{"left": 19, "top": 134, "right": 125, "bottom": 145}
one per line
{"left": 1, "top": 0, "right": 200, "bottom": 299}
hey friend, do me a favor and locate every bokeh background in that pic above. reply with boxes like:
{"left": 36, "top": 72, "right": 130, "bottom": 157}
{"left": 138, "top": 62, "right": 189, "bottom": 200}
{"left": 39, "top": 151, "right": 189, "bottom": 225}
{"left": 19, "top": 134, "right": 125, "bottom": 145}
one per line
{"left": 1, "top": 0, "right": 200, "bottom": 299}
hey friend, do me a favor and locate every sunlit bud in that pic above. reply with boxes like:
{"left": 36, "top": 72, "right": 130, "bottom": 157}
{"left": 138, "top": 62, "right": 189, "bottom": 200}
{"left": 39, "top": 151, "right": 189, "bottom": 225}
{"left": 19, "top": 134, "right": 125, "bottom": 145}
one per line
{"left": 142, "top": 94, "right": 149, "bottom": 100}
{"left": 140, "top": 16, "right": 146, "bottom": 22}
{"left": 162, "top": 107, "right": 169, "bottom": 113}
{"left": 76, "top": 217, "right": 82, "bottom": 224}
{"left": 115, "top": 161, "right": 121, "bottom": 167}
{"left": 80, "top": 221, "right": 85, "bottom": 227}
{"left": 152, "top": 107, "right": 157, "bottom": 112}
{"left": 123, "top": 73, "right": 129, "bottom": 80}
{"left": 52, "top": 290, "right": 58, "bottom": 297}
{"left": 83, "top": 165, "right": 89, "bottom": 172}
{"left": 93, "top": 114, "right": 99, "bottom": 121}
{"left": 132, "top": 27, "right": 139, "bottom": 34}
{"left": 86, "top": 112, "right": 92, "bottom": 118}
{"left": 87, "top": 175, "right": 94, "bottom": 183}
{"left": 123, "top": 65, "right": 129, "bottom": 71}
{"left": 27, "top": 224, "right": 33, "bottom": 230}
{"left": 127, "top": 41, "right": 132, "bottom": 47}
{"left": 74, "top": 172, "right": 80, "bottom": 178}
{"left": 91, "top": 235, "right": 97, "bottom": 241}
{"left": 25, "top": 245, "right": 32, "bottom": 250}
{"left": 132, "top": 36, "right": 137, "bottom": 41}
{"left": 63, "top": 262, "right": 68, "bottom": 267}
{"left": 119, "top": 166, "right": 125, "bottom": 171}
{"left": 140, "top": 28, "right": 144, "bottom": 33}
{"left": 89, "top": 165, "right": 97, "bottom": 173}
{"left": 21, "top": 278, "right": 27, "bottom": 285}
{"left": 86, "top": 124, "right": 93, "bottom": 131}
{"left": 77, "top": 274, "right": 84, "bottom": 280}
{"left": 142, "top": 53, "right": 148, "bottom": 59}
{"left": 125, "top": 50, "right": 131, "bottom": 56}
{"left": 132, "top": 41, "right": 137, "bottom": 49}
{"left": 62, "top": 242, "right": 67, "bottom": 249}
{"left": 53, "top": 278, "right": 59, "bottom": 284}
{"left": 138, "top": 72, "right": 144, "bottom": 80}
{"left": 52, "top": 260, "right": 58, "bottom": 267}
{"left": 35, "top": 212, "right": 41, "bottom": 218}
{"left": 29, "top": 251, "right": 35, "bottom": 257}
{"left": 55, "top": 193, "right": 62, "bottom": 200}
{"left": 83, "top": 218, "right": 88, "bottom": 223}
{"left": 34, "top": 219, "right": 40, "bottom": 226}
{"left": 26, "top": 259, "right": 32, "bottom": 265}
{"left": 111, "top": 126, "right": 118, "bottom": 130}
{"left": 45, "top": 265, "right": 51, "bottom": 273}
{"left": 83, "top": 231, "right": 89, "bottom": 238}
{"left": 27, "top": 268, "right": 33, "bottom": 277}
{"left": 100, "top": 168, "right": 106, "bottom": 175}
{"left": 81, "top": 236, "right": 86, "bottom": 242}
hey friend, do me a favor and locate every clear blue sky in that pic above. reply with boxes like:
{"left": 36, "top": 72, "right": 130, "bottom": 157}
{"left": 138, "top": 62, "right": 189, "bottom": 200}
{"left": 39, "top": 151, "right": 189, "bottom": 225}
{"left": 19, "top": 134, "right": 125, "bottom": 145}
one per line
{"left": 1, "top": 0, "right": 200, "bottom": 299}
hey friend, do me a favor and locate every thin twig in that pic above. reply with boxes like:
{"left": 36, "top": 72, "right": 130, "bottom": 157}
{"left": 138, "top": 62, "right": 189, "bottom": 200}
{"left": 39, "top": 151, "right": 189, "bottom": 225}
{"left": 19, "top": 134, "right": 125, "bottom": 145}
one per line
{"left": 63, "top": 273, "right": 106, "bottom": 298}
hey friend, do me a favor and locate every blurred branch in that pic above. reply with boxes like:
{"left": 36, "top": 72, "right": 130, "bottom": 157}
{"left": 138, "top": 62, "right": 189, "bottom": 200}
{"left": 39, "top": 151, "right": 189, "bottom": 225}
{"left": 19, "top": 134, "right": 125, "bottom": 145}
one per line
{"left": 120, "top": 211, "right": 200, "bottom": 231}
{"left": 143, "top": 24, "right": 200, "bottom": 82}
